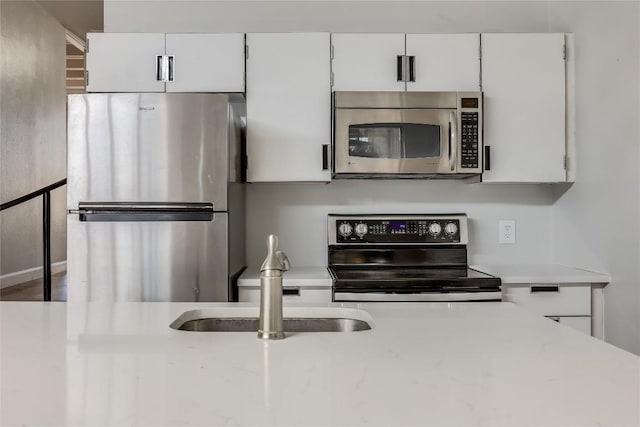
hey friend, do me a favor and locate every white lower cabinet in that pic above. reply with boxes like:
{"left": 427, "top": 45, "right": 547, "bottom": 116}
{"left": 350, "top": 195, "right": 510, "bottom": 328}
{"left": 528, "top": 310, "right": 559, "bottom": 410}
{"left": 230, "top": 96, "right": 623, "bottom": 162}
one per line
{"left": 239, "top": 287, "right": 332, "bottom": 304}
{"left": 502, "top": 283, "right": 593, "bottom": 336}
{"left": 237, "top": 267, "right": 333, "bottom": 304}
{"left": 547, "top": 316, "right": 592, "bottom": 335}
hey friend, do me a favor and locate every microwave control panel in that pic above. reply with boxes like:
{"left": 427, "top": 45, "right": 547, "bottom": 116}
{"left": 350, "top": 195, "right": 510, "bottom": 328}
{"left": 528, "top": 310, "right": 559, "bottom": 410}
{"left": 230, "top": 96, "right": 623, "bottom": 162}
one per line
{"left": 460, "top": 111, "right": 479, "bottom": 169}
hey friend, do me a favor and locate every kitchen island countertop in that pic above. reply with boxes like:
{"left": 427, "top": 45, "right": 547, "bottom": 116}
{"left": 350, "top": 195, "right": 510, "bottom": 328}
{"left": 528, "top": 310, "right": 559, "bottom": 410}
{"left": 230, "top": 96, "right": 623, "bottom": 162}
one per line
{"left": 1, "top": 301, "right": 638, "bottom": 426}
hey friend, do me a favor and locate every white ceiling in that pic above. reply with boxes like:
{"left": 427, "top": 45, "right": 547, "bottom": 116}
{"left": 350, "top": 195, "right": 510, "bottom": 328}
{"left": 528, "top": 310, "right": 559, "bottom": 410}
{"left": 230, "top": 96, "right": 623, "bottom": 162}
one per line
{"left": 36, "top": 0, "right": 103, "bottom": 40}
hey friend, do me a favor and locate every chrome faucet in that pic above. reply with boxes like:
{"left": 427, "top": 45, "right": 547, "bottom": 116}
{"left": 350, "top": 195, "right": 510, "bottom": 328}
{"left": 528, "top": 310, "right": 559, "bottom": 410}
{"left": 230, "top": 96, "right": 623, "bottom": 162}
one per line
{"left": 258, "top": 234, "right": 290, "bottom": 340}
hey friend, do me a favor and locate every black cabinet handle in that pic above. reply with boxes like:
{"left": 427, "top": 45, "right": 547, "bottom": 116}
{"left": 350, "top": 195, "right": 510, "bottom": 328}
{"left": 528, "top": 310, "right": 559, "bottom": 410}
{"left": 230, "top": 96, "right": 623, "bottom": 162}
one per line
{"left": 397, "top": 55, "right": 404, "bottom": 81}
{"left": 283, "top": 288, "right": 300, "bottom": 296}
{"left": 408, "top": 56, "right": 415, "bottom": 82}
{"left": 156, "top": 55, "right": 164, "bottom": 81}
{"left": 322, "top": 144, "right": 329, "bottom": 170}
{"left": 531, "top": 286, "right": 559, "bottom": 293}
{"left": 484, "top": 146, "right": 491, "bottom": 171}
{"left": 167, "top": 55, "right": 174, "bottom": 82}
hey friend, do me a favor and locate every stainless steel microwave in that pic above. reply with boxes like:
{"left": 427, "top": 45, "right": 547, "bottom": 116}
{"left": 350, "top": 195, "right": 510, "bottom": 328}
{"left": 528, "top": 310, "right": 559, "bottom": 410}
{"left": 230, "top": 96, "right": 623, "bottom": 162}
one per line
{"left": 333, "top": 91, "right": 483, "bottom": 178}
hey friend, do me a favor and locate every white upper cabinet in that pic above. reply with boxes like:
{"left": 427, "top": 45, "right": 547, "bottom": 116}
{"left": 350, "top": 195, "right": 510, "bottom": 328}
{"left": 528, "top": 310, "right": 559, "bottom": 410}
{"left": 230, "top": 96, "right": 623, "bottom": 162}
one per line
{"left": 331, "top": 33, "right": 480, "bottom": 92}
{"left": 406, "top": 34, "right": 480, "bottom": 92}
{"left": 87, "top": 33, "right": 166, "bottom": 92}
{"left": 165, "top": 33, "right": 245, "bottom": 93}
{"left": 86, "top": 33, "right": 245, "bottom": 93}
{"left": 246, "top": 33, "right": 331, "bottom": 182}
{"left": 481, "top": 33, "right": 568, "bottom": 183}
{"left": 331, "top": 33, "right": 406, "bottom": 91}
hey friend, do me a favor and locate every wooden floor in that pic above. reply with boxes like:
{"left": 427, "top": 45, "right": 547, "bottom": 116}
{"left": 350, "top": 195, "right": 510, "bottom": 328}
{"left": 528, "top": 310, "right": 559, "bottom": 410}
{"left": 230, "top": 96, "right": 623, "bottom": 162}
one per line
{"left": 0, "top": 272, "right": 67, "bottom": 301}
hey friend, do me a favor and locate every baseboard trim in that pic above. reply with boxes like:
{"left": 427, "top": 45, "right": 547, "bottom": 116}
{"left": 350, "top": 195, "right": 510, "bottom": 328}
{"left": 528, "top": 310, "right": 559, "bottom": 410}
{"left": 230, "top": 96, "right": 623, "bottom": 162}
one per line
{"left": 0, "top": 261, "right": 67, "bottom": 289}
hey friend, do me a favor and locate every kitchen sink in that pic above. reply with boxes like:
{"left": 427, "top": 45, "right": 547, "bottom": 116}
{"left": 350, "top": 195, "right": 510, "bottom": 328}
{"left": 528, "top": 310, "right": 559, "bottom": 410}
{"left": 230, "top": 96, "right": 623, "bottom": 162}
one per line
{"left": 174, "top": 317, "right": 371, "bottom": 332}
{"left": 170, "top": 307, "right": 373, "bottom": 333}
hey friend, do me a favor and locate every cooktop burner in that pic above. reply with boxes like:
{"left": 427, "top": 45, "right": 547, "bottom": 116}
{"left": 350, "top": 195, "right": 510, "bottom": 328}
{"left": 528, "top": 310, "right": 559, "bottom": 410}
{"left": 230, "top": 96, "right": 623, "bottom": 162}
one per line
{"left": 331, "top": 267, "right": 498, "bottom": 281}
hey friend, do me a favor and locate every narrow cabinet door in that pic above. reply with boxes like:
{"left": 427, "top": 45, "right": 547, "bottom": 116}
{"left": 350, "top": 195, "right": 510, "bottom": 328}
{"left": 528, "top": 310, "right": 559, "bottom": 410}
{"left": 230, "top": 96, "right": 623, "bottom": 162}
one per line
{"left": 246, "top": 33, "right": 331, "bottom": 182}
{"left": 406, "top": 34, "right": 480, "bottom": 92}
{"left": 331, "top": 33, "right": 405, "bottom": 91}
{"left": 86, "top": 33, "right": 165, "bottom": 92}
{"left": 481, "top": 33, "right": 566, "bottom": 183}
{"left": 165, "top": 33, "right": 245, "bottom": 92}
{"left": 553, "top": 316, "right": 592, "bottom": 336}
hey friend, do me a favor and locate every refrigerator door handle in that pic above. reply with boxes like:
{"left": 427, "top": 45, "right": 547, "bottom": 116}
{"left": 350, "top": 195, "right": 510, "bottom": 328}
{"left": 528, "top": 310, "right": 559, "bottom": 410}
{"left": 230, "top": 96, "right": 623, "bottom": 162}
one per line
{"left": 77, "top": 202, "right": 214, "bottom": 222}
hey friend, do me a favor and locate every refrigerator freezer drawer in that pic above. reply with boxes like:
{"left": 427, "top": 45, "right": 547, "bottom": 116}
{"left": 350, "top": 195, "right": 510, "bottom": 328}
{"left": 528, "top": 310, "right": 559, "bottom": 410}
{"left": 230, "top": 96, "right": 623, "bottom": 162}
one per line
{"left": 67, "top": 213, "right": 229, "bottom": 302}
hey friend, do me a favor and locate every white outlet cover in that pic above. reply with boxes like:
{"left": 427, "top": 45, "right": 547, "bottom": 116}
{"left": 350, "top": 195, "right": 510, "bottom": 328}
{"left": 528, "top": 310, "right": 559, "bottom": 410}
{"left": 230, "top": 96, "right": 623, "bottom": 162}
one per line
{"left": 499, "top": 220, "right": 516, "bottom": 244}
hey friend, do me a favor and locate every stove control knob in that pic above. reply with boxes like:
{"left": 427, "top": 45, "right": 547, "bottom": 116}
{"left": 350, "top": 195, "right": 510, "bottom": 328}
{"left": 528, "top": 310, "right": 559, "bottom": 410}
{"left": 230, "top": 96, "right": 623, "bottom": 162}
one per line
{"left": 428, "top": 222, "right": 442, "bottom": 236}
{"left": 444, "top": 222, "right": 458, "bottom": 236}
{"left": 354, "top": 223, "right": 368, "bottom": 237}
{"left": 338, "top": 222, "right": 353, "bottom": 237}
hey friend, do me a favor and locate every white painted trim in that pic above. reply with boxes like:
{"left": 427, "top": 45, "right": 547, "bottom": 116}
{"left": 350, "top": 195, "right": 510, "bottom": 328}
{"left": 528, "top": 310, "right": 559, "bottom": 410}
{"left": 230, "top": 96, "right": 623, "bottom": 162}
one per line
{"left": 591, "top": 286, "right": 605, "bottom": 341}
{"left": 0, "top": 261, "right": 67, "bottom": 289}
{"left": 65, "top": 30, "right": 86, "bottom": 52}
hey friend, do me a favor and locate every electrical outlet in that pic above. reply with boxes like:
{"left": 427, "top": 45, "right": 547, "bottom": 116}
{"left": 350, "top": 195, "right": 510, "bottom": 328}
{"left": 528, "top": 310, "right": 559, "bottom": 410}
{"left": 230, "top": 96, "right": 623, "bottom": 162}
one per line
{"left": 499, "top": 220, "right": 516, "bottom": 244}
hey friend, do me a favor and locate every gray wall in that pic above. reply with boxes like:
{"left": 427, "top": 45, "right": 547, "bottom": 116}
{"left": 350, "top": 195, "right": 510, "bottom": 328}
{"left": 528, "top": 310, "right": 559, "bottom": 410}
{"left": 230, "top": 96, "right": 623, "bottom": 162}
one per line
{"left": 549, "top": 2, "right": 640, "bottom": 354}
{"left": 0, "top": 1, "right": 67, "bottom": 280}
{"left": 104, "top": 0, "right": 640, "bottom": 354}
{"left": 246, "top": 182, "right": 554, "bottom": 267}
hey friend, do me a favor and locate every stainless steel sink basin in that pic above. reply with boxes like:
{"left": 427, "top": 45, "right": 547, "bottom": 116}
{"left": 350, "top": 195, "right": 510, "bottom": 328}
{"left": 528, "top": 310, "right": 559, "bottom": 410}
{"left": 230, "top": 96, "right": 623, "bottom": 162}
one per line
{"left": 169, "top": 307, "right": 374, "bottom": 333}
{"left": 174, "top": 317, "right": 371, "bottom": 332}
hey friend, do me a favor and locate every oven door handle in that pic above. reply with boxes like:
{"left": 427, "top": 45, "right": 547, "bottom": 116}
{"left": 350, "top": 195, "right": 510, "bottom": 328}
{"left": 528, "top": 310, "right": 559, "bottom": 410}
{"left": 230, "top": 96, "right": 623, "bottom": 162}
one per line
{"left": 334, "top": 291, "right": 502, "bottom": 302}
{"left": 449, "top": 111, "right": 458, "bottom": 171}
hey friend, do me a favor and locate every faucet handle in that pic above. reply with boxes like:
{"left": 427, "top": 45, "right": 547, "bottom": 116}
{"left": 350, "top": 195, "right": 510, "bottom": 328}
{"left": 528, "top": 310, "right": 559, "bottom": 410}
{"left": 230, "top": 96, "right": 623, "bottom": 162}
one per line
{"left": 260, "top": 234, "right": 290, "bottom": 272}
{"left": 276, "top": 251, "right": 290, "bottom": 272}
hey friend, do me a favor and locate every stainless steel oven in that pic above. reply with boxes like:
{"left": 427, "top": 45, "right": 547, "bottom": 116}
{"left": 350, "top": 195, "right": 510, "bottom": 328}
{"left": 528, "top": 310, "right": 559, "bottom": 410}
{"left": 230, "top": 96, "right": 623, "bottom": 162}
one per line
{"left": 327, "top": 214, "right": 501, "bottom": 302}
{"left": 333, "top": 92, "right": 483, "bottom": 178}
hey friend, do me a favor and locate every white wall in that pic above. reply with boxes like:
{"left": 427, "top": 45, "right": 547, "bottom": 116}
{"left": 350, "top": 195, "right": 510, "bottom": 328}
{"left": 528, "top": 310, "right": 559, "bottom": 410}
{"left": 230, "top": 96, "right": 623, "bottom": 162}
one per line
{"left": 104, "top": 0, "right": 640, "bottom": 354}
{"left": 548, "top": 2, "right": 640, "bottom": 355}
{"left": 246, "top": 181, "right": 553, "bottom": 267}
{"left": 105, "top": 0, "right": 552, "bottom": 34}
{"left": 0, "top": 1, "right": 67, "bottom": 285}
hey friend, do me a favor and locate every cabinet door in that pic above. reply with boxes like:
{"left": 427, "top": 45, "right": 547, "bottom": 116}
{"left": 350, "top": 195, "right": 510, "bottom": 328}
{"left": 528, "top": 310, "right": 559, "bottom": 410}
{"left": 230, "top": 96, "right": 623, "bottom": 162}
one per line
{"left": 86, "top": 33, "right": 165, "bottom": 93}
{"left": 239, "top": 287, "right": 332, "bottom": 304}
{"left": 502, "top": 283, "right": 591, "bottom": 317}
{"left": 246, "top": 33, "right": 331, "bottom": 182}
{"left": 165, "top": 33, "right": 245, "bottom": 93}
{"left": 406, "top": 34, "right": 480, "bottom": 92}
{"left": 481, "top": 33, "right": 566, "bottom": 183}
{"left": 548, "top": 316, "right": 592, "bottom": 336}
{"left": 331, "top": 33, "right": 405, "bottom": 91}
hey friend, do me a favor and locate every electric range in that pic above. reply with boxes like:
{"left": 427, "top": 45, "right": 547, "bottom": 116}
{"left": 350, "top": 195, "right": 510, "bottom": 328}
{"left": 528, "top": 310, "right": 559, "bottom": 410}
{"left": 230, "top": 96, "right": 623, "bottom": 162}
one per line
{"left": 328, "top": 214, "right": 501, "bottom": 302}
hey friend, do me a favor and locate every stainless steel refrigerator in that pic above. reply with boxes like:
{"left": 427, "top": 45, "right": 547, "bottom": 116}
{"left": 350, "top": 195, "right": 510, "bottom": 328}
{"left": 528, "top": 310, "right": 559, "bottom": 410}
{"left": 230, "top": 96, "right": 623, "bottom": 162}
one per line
{"left": 67, "top": 93, "right": 245, "bottom": 302}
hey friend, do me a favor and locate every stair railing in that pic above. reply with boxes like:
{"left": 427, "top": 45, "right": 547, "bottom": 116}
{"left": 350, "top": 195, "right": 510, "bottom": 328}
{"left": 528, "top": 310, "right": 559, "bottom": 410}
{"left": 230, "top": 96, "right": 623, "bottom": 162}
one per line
{"left": 0, "top": 179, "right": 67, "bottom": 301}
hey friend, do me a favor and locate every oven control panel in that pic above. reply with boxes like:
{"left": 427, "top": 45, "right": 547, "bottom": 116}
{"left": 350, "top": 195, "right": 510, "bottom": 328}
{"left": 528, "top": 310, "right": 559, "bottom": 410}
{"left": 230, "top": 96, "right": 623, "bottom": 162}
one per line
{"left": 331, "top": 215, "right": 466, "bottom": 244}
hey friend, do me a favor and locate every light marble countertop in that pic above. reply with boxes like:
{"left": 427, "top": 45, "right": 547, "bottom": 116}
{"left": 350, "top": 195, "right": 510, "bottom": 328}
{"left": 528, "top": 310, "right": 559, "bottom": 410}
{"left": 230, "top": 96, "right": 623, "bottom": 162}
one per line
{"left": 470, "top": 264, "right": 611, "bottom": 284}
{"left": 239, "top": 264, "right": 611, "bottom": 287}
{"left": 2, "top": 301, "right": 638, "bottom": 426}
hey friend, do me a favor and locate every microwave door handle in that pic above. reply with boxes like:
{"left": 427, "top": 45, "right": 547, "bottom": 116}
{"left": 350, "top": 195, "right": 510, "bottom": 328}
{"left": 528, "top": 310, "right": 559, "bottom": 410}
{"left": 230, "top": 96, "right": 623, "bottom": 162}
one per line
{"left": 449, "top": 111, "right": 458, "bottom": 171}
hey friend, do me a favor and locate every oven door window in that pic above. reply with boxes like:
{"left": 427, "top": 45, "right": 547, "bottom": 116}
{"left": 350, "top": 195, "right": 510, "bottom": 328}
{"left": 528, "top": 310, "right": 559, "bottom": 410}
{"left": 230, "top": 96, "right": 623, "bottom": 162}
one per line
{"left": 348, "top": 123, "right": 441, "bottom": 159}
